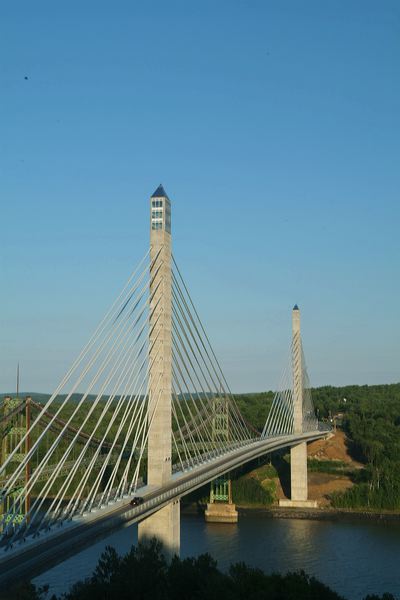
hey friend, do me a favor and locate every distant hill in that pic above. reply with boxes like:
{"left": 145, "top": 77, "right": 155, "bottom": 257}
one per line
{"left": 0, "top": 392, "right": 97, "bottom": 404}
{"left": 2, "top": 382, "right": 399, "bottom": 425}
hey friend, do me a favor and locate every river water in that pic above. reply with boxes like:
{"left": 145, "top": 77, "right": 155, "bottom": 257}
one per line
{"left": 34, "top": 512, "right": 400, "bottom": 600}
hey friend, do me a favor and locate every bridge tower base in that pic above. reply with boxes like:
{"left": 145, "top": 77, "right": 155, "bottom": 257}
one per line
{"left": 138, "top": 500, "right": 180, "bottom": 558}
{"left": 279, "top": 442, "right": 318, "bottom": 509}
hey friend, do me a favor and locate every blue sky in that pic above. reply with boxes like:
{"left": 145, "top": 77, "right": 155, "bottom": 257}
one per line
{"left": 1, "top": 1, "right": 399, "bottom": 393}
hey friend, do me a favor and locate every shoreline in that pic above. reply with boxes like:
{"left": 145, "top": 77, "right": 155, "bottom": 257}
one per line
{"left": 181, "top": 502, "right": 400, "bottom": 523}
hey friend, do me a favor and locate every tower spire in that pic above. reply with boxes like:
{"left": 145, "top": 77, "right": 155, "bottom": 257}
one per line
{"left": 151, "top": 184, "right": 169, "bottom": 199}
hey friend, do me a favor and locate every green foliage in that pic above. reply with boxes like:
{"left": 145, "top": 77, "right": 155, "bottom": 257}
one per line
{"left": 307, "top": 459, "right": 351, "bottom": 475}
{"left": 311, "top": 383, "right": 400, "bottom": 420}
{"left": 229, "top": 565, "right": 346, "bottom": 600}
{"left": 231, "top": 392, "right": 274, "bottom": 432}
{"left": 328, "top": 388, "right": 400, "bottom": 510}
{"left": 232, "top": 476, "right": 274, "bottom": 506}
{"left": 252, "top": 462, "right": 278, "bottom": 479}
{"left": 62, "top": 540, "right": 168, "bottom": 600}
{"left": 4, "top": 581, "right": 49, "bottom": 600}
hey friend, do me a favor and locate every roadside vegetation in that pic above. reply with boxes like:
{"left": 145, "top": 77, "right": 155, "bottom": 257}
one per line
{"left": 232, "top": 462, "right": 276, "bottom": 506}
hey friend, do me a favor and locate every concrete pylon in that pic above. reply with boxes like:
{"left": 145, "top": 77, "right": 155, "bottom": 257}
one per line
{"left": 138, "top": 185, "right": 180, "bottom": 556}
{"left": 280, "top": 306, "right": 317, "bottom": 508}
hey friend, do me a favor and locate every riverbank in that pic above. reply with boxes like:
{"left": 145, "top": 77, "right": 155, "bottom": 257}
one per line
{"left": 241, "top": 506, "right": 400, "bottom": 523}
{"left": 181, "top": 501, "right": 400, "bottom": 523}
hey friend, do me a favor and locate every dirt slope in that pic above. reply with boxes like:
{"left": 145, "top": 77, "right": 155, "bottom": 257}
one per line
{"left": 274, "top": 430, "right": 362, "bottom": 506}
{"left": 307, "top": 430, "right": 361, "bottom": 466}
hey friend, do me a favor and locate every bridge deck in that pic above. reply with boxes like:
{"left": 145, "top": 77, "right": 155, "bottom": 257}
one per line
{"left": 0, "top": 430, "right": 327, "bottom": 589}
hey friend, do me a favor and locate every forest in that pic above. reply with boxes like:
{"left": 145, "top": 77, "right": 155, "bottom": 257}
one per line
{"left": 328, "top": 387, "right": 400, "bottom": 510}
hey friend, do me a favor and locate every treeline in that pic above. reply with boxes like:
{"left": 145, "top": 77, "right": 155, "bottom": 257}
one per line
{"left": 234, "top": 383, "right": 400, "bottom": 432}
{"left": 4, "top": 383, "right": 400, "bottom": 430}
{"left": 311, "top": 383, "right": 400, "bottom": 420}
{"left": 303, "top": 384, "right": 400, "bottom": 511}
{"left": 11, "top": 540, "right": 395, "bottom": 600}
{"left": 330, "top": 391, "right": 400, "bottom": 510}
{"left": 234, "top": 392, "right": 274, "bottom": 432}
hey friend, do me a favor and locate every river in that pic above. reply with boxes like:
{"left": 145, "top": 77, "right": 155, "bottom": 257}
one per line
{"left": 34, "top": 511, "right": 400, "bottom": 599}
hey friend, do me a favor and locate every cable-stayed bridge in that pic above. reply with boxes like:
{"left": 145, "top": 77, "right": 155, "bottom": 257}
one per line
{"left": 0, "top": 185, "right": 329, "bottom": 587}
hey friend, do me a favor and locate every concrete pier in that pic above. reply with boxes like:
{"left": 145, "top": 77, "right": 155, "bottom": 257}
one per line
{"left": 138, "top": 500, "right": 180, "bottom": 557}
{"left": 205, "top": 502, "right": 238, "bottom": 523}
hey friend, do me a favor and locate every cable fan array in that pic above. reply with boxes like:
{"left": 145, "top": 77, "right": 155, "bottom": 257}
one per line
{"left": 0, "top": 250, "right": 157, "bottom": 541}
{"left": 170, "top": 257, "right": 254, "bottom": 472}
{"left": 261, "top": 339, "right": 318, "bottom": 438}
{"left": 0, "top": 249, "right": 254, "bottom": 543}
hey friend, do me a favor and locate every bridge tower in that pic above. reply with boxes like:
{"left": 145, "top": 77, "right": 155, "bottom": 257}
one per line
{"left": 205, "top": 396, "right": 238, "bottom": 523}
{"left": 137, "top": 185, "right": 180, "bottom": 556}
{"left": 280, "top": 306, "right": 317, "bottom": 508}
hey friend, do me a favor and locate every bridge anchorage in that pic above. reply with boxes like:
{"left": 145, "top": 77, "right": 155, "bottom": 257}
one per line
{"left": 0, "top": 186, "right": 329, "bottom": 588}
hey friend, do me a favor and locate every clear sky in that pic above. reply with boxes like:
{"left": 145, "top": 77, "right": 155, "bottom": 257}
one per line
{"left": 1, "top": 1, "right": 399, "bottom": 393}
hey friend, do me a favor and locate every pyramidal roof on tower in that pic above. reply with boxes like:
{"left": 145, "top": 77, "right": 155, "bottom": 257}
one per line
{"left": 151, "top": 184, "right": 168, "bottom": 199}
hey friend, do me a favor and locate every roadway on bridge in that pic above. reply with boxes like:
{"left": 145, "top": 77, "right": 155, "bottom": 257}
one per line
{"left": 0, "top": 430, "right": 327, "bottom": 590}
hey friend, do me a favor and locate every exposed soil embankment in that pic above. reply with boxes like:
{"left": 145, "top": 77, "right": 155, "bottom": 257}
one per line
{"left": 272, "top": 430, "right": 362, "bottom": 507}
{"left": 307, "top": 430, "right": 360, "bottom": 464}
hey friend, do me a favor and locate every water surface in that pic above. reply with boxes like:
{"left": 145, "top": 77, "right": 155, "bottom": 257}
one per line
{"left": 34, "top": 512, "right": 400, "bottom": 600}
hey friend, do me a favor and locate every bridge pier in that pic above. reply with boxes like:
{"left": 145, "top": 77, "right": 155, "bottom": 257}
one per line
{"left": 204, "top": 398, "right": 238, "bottom": 523}
{"left": 138, "top": 500, "right": 180, "bottom": 557}
{"left": 205, "top": 477, "right": 238, "bottom": 523}
{"left": 279, "top": 306, "right": 317, "bottom": 509}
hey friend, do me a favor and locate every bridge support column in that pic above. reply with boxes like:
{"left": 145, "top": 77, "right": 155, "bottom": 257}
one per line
{"left": 280, "top": 306, "right": 317, "bottom": 509}
{"left": 205, "top": 398, "right": 238, "bottom": 523}
{"left": 288, "top": 442, "right": 309, "bottom": 503}
{"left": 138, "top": 499, "right": 180, "bottom": 558}
{"left": 205, "top": 477, "right": 238, "bottom": 523}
